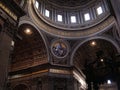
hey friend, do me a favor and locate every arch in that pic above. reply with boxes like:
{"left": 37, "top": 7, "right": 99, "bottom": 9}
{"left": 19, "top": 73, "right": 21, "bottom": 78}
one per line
{"left": 13, "top": 84, "right": 29, "bottom": 90}
{"left": 70, "top": 35, "right": 120, "bottom": 65}
{"left": 11, "top": 23, "right": 49, "bottom": 71}
{"left": 18, "top": 19, "right": 50, "bottom": 62}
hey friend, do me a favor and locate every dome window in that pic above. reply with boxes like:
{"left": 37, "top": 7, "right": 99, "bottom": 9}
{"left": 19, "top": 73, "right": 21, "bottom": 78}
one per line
{"left": 57, "top": 15, "right": 63, "bottom": 22}
{"left": 97, "top": 6, "right": 103, "bottom": 15}
{"left": 35, "top": 1, "right": 39, "bottom": 9}
{"left": 45, "top": 9, "right": 50, "bottom": 17}
{"left": 84, "top": 13, "right": 90, "bottom": 21}
{"left": 71, "top": 16, "right": 76, "bottom": 23}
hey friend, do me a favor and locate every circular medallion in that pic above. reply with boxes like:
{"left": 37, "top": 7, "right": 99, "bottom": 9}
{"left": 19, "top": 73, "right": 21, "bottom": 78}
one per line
{"left": 51, "top": 40, "right": 69, "bottom": 58}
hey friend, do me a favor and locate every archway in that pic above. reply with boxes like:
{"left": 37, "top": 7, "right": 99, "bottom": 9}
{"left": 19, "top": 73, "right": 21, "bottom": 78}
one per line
{"left": 73, "top": 39, "right": 118, "bottom": 69}
{"left": 11, "top": 24, "right": 48, "bottom": 71}
{"left": 73, "top": 39, "right": 119, "bottom": 90}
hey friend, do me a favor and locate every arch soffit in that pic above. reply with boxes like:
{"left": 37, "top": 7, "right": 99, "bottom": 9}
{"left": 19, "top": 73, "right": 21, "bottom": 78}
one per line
{"left": 18, "top": 21, "right": 50, "bottom": 62}
{"left": 70, "top": 36, "right": 120, "bottom": 65}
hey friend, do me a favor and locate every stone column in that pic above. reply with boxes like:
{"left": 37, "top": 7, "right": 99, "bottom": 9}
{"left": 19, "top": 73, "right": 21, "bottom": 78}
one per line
{"left": 0, "top": 28, "right": 13, "bottom": 90}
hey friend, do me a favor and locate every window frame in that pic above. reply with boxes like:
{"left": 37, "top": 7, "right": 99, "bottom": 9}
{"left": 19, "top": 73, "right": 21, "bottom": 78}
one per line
{"left": 96, "top": 6, "right": 103, "bottom": 15}
{"left": 45, "top": 9, "right": 50, "bottom": 17}
{"left": 35, "top": 0, "right": 39, "bottom": 9}
{"left": 70, "top": 15, "right": 77, "bottom": 23}
{"left": 57, "top": 14, "right": 63, "bottom": 22}
{"left": 84, "top": 13, "right": 91, "bottom": 21}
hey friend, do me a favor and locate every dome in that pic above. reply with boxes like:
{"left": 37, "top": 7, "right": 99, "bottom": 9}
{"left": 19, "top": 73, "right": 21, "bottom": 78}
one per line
{"left": 47, "top": 0, "right": 94, "bottom": 8}
{"left": 28, "top": 0, "right": 112, "bottom": 38}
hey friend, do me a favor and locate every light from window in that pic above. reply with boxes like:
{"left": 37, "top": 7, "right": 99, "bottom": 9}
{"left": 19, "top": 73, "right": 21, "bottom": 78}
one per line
{"left": 71, "top": 16, "right": 76, "bottom": 23}
{"left": 45, "top": 9, "right": 50, "bottom": 17}
{"left": 100, "top": 59, "right": 104, "bottom": 62}
{"left": 11, "top": 41, "right": 15, "bottom": 47}
{"left": 90, "top": 41, "right": 96, "bottom": 46}
{"left": 24, "top": 28, "right": 33, "bottom": 35}
{"left": 84, "top": 13, "right": 90, "bottom": 21}
{"left": 97, "top": 6, "right": 103, "bottom": 15}
{"left": 57, "top": 15, "right": 62, "bottom": 22}
{"left": 35, "top": 1, "right": 39, "bottom": 9}
{"left": 107, "top": 80, "right": 112, "bottom": 84}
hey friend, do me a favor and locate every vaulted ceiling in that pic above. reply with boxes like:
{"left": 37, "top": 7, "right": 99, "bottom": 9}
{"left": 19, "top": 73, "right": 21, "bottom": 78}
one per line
{"left": 47, "top": 0, "right": 93, "bottom": 7}
{"left": 73, "top": 39, "right": 118, "bottom": 70}
{"left": 73, "top": 39, "right": 119, "bottom": 83}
